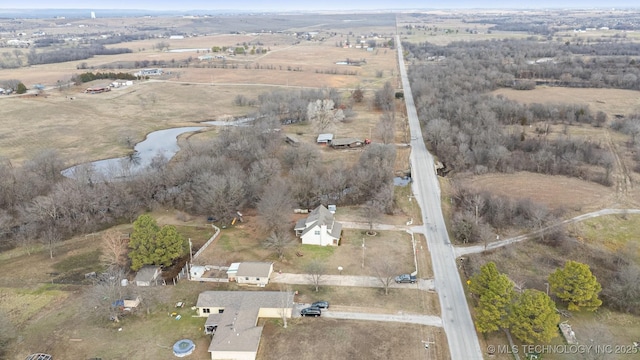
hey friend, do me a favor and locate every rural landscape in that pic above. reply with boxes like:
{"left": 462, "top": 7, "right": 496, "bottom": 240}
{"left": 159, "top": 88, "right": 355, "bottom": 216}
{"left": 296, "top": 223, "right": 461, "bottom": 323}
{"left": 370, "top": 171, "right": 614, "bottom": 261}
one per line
{"left": 1, "top": 5, "right": 640, "bottom": 360}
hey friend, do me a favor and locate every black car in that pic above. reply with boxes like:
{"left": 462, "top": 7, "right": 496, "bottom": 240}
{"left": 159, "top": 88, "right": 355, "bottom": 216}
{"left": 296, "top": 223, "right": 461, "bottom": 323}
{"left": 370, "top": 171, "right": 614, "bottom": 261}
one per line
{"left": 311, "top": 301, "right": 329, "bottom": 309}
{"left": 300, "top": 307, "right": 322, "bottom": 317}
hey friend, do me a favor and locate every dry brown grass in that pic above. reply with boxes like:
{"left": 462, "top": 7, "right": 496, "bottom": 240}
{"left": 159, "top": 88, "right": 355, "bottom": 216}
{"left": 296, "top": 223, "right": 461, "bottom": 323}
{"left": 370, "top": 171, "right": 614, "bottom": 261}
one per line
{"left": 459, "top": 171, "right": 617, "bottom": 213}
{"left": 0, "top": 33, "right": 399, "bottom": 165}
{"left": 492, "top": 86, "right": 640, "bottom": 116}
{"left": 258, "top": 318, "right": 449, "bottom": 360}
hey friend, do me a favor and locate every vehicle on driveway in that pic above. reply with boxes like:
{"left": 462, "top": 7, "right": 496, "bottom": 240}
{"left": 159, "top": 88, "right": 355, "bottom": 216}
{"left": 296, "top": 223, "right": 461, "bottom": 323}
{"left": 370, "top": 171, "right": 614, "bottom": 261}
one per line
{"left": 300, "top": 307, "right": 322, "bottom": 317}
{"left": 311, "top": 301, "right": 329, "bottom": 309}
{"left": 395, "top": 274, "right": 417, "bottom": 283}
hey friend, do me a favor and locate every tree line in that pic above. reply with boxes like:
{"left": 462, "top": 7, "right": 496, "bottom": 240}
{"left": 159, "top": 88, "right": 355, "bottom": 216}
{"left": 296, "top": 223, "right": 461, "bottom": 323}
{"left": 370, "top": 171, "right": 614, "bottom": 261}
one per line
{"left": 405, "top": 39, "right": 617, "bottom": 184}
{"left": 27, "top": 45, "right": 132, "bottom": 66}
{"left": 71, "top": 71, "right": 137, "bottom": 84}
{"left": 0, "top": 90, "right": 396, "bottom": 257}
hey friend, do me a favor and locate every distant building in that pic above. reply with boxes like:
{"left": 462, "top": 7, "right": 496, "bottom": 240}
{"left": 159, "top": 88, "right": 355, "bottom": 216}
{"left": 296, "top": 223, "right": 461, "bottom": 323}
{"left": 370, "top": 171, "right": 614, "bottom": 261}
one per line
{"left": 90, "top": 11, "right": 96, "bottom": 19}
{"left": 134, "top": 68, "right": 163, "bottom": 77}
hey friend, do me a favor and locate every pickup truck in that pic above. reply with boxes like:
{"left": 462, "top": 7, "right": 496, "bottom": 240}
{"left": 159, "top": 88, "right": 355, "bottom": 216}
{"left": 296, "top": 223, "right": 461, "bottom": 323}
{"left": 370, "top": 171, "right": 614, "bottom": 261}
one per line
{"left": 395, "top": 274, "right": 417, "bottom": 284}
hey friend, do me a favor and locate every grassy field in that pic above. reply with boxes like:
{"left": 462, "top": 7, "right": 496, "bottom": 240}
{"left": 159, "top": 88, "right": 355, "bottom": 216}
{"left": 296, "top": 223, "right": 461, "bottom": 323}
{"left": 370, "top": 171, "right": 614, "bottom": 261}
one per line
{"left": 258, "top": 318, "right": 449, "bottom": 360}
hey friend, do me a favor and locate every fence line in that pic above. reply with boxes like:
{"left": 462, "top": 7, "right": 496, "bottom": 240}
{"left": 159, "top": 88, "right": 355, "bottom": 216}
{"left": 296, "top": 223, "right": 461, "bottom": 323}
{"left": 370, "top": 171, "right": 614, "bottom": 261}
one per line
{"left": 193, "top": 224, "right": 221, "bottom": 261}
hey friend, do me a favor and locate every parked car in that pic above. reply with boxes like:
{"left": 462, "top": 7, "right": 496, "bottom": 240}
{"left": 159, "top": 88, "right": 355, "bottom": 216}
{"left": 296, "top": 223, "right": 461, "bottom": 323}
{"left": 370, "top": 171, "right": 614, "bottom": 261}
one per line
{"left": 395, "top": 274, "right": 417, "bottom": 283}
{"left": 311, "top": 301, "right": 329, "bottom": 309}
{"left": 300, "top": 307, "right": 322, "bottom": 317}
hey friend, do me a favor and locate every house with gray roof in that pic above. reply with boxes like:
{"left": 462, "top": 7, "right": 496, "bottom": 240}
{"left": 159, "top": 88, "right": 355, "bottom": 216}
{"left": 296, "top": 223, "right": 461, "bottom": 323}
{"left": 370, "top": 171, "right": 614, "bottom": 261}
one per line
{"left": 227, "top": 262, "right": 273, "bottom": 287}
{"left": 196, "top": 291, "right": 294, "bottom": 360}
{"left": 294, "top": 205, "right": 342, "bottom": 246}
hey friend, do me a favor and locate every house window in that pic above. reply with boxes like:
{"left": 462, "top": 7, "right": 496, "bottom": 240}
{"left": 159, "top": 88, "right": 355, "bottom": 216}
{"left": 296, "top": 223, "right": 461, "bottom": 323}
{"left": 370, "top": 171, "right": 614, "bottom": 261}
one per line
{"left": 245, "top": 277, "right": 249, "bottom": 281}
{"left": 314, "top": 230, "right": 320, "bottom": 235}
{"left": 256, "top": 278, "right": 260, "bottom": 281}
{"left": 218, "top": 309, "right": 224, "bottom": 314}
{"left": 203, "top": 308, "right": 210, "bottom": 314}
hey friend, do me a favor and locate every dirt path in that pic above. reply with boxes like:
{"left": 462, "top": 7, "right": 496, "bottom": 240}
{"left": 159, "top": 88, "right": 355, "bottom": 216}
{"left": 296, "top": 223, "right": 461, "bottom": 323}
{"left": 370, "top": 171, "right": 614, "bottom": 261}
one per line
{"left": 455, "top": 208, "right": 640, "bottom": 257}
{"left": 605, "top": 129, "right": 633, "bottom": 201}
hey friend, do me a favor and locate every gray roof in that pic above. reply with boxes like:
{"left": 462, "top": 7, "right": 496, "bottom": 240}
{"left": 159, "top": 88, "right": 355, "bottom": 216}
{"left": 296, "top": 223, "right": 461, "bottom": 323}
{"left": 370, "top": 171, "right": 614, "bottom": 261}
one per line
{"left": 331, "top": 138, "right": 362, "bottom": 146}
{"left": 300, "top": 205, "right": 340, "bottom": 237}
{"left": 197, "top": 291, "right": 294, "bottom": 354}
{"left": 317, "top": 133, "right": 334, "bottom": 142}
{"left": 330, "top": 221, "right": 343, "bottom": 239}
{"left": 134, "top": 265, "right": 160, "bottom": 282}
{"left": 236, "top": 262, "right": 273, "bottom": 278}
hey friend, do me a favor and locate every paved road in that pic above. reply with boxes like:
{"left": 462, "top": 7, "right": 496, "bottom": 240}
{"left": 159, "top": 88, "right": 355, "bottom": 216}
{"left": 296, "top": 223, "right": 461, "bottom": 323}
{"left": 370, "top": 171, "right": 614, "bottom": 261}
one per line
{"left": 271, "top": 272, "right": 435, "bottom": 291}
{"left": 322, "top": 310, "right": 443, "bottom": 327}
{"left": 455, "top": 208, "right": 640, "bottom": 257}
{"left": 397, "top": 36, "right": 483, "bottom": 359}
{"left": 293, "top": 303, "right": 443, "bottom": 326}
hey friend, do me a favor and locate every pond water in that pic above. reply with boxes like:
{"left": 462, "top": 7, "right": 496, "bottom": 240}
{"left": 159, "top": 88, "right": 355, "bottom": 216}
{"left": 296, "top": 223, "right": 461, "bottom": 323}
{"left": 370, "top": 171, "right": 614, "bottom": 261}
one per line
{"left": 394, "top": 176, "right": 411, "bottom": 186}
{"left": 62, "top": 126, "right": 204, "bottom": 179}
{"left": 62, "top": 117, "right": 258, "bottom": 179}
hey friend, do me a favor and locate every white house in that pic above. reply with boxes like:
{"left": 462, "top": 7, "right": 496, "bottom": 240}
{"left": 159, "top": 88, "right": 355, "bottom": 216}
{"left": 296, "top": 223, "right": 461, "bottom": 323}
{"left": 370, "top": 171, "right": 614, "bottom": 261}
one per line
{"left": 294, "top": 205, "right": 342, "bottom": 246}
{"left": 196, "top": 291, "right": 294, "bottom": 360}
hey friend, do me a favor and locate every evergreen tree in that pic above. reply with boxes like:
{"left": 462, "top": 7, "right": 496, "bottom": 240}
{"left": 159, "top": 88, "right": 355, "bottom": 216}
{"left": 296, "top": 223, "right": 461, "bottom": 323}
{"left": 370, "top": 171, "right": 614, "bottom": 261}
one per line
{"left": 153, "top": 225, "right": 186, "bottom": 267}
{"left": 469, "top": 262, "right": 515, "bottom": 332}
{"left": 548, "top": 260, "right": 602, "bottom": 311}
{"left": 16, "top": 82, "right": 27, "bottom": 94}
{"left": 508, "top": 289, "right": 560, "bottom": 344}
{"left": 129, "top": 214, "right": 160, "bottom": 271}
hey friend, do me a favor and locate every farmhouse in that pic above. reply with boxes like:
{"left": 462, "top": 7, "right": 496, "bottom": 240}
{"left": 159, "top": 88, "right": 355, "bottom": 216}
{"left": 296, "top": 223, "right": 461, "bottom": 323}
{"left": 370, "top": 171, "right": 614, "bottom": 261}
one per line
{"left": 226, "top": 262, "right": 273, "bottom": 286}
{"left": 134, "top": 265, "right": 161, "bottom": 286}
{"left": 197, "top": 291, "right": 294, "bottom": 360}
{"left": 294, "top": 205, "right": 342, "bottom": 246}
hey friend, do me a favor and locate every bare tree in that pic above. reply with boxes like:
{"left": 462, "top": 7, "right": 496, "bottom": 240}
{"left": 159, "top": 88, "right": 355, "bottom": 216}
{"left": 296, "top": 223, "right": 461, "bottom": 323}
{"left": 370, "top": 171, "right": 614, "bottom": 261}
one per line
{"left": 371, "top": 259, "right": 398, "bottom": 295}
{"left": 308, "top": 99, "right": 342, "bottom": 133}
{"left": 376, "top": 111, "right": 396, "bottom": 144}
{"left": 101, "top": 229, "right": 129, "bottom": 270}
{"left": 257, "top": 177, "right": 294, "bottom": 233}
{"left": 28, "top": 195, "right": 61, "bottom": 258}
{"left": 363, "top": 199, "right": 383, "bottom": 234}
{"left": 263, "top": 229, "right": 295, "bottom": 261}
{"left": 90, "top": 268, "right": 127, "bottom": 323}
{"left": 305, "top": 259, "right": 327, "bottom": 292}
{"left": 279, "top": 285, "right": 293, "bottom": 328}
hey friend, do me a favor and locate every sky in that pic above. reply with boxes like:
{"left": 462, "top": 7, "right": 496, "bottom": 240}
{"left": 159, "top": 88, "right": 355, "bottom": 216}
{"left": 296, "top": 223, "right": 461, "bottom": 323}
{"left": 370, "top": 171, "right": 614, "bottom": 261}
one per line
{"left": 4, "top": 0, "right": 639, "bottom": 11}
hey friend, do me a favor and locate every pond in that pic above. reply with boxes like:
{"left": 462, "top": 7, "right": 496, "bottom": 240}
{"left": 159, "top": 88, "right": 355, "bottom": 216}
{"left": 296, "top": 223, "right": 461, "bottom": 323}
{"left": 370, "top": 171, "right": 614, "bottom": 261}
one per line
{"left": 62, "top": 118, "right": 256, "bottom": 179}
{"left": 394, "top": 176, "right": 411, "bottom": 186}
{"left": 62, "top": 126, "right": 204, "bottom": 179}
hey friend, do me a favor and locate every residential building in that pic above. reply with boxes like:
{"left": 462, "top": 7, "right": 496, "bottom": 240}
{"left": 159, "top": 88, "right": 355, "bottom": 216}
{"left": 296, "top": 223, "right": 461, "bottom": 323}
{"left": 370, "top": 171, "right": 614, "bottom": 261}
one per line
{"left": 196, "top": 291, "right": 294, "bottom": 360}
{"left": 294, "top": 205, "right": 342, "bottom": 246}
